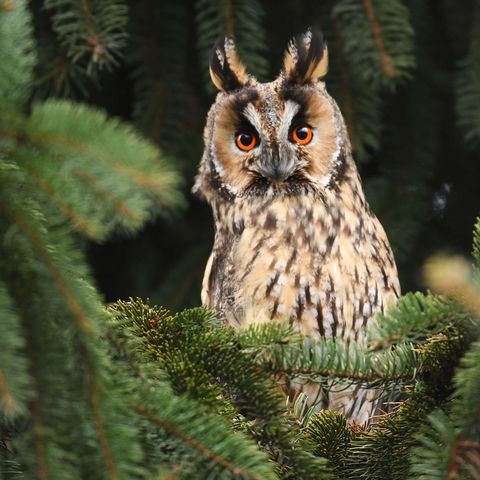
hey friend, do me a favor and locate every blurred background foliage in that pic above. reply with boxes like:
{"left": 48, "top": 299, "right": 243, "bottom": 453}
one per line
{"left": 28, "top": 0, "right": 480, "bottom": 309}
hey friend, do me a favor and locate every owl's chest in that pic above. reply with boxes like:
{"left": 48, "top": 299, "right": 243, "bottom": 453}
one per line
{"left": 214, "top": 197, "right": 399, "bottom": 341}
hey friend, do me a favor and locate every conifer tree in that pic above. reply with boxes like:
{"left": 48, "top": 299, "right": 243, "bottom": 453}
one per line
{"left": 1, "top": 1, "right": 480, "bottom": 479}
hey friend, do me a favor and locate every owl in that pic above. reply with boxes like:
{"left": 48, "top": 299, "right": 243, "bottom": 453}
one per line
{"left": 194, "top": 30, "right": 400, "bottom": 425}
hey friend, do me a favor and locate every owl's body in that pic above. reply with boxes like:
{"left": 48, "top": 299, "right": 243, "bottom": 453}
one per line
{"left": 195, "top": 31, "right": 400, "bottom": 424}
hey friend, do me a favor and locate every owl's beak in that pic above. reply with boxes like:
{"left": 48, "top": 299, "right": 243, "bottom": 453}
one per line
{"left": 255, "top": 152, "right": 295, "bottom": 183}
{"left": 263, "top": 164, "right": 293, "bottom": 183}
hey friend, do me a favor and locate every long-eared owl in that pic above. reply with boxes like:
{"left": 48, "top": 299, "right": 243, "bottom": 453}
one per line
{"left": 194, "top": 30, "right": 400, "bottom": 425}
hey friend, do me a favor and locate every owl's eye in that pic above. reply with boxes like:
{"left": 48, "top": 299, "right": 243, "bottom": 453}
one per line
{"left": 235, "top": 131, "right": 258, "bottom": 151}
{"left": 291, "top": 125, "right": 313, "bottom": 145}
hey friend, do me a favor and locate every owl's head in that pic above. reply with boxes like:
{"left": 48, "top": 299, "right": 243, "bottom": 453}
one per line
{"left": 195, "top": 30, "right": 349, "bottom": 201}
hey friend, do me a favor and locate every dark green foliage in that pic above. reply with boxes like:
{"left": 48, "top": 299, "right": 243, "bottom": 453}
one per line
{"left": 302, "top": 410, "right": 354, "bottom": 477}
{"left": 31, "top": 0, "right": 128, "bottom": 97}
{"left": 367, "top": 292, "right": 470, "bottom": 348}
{"left": 0, "top": 1, "right": 182, "bottom": 476}
{"left": 455, "top": 55, "right": 480, "bottom": 148}
{"left": 0, "top": 0, "right": 36, "bottom": 106}
{"left": 43, "top": 0, "right": 128, "bottom": 73}
{"left": 105, "top": 279, "right": 480, "bottom": 479}
{"left": 455, "top": 0, "right": 480, "bottom": 148}
{"left": 110, "top": 300, "right": 331, "bottom": 479}
{"left": 333, "top": 0, "right": 414, "bottom": 87}
{"left": 247, "top": 332, "right": 418, "bottom": 391}
{"left": 128, "top": 0, "right": 196, "bottom": 162}
{"left": 0, "top": 162, "right": 144, "bottom": 478}
{"left": 411, "top": 338, "right": 480, "bottom": 479}
{"left": 323, "top": 0, "right": 414, "bottom": 163}
{"left": 1, "top": 0, "right": 480, "bottom": 478}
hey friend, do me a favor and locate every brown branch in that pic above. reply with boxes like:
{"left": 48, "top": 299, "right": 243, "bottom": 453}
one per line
{"left": 81, "top": 0, "right": 105, "bottom": 60}
{"left": 448, "top": 438, "right": 480, "bottom": 479}
{"left": 267, "top": 365, "right": 412, "bottom": 383}
{"left": 224, "top": 0, "right": 234, "bottom": 36}
{"left": 0, "top": 369, "right": 16, "bottom": 414}
{"left": 362, "top": 0, "right": 396, "bottom": 78}
{"left": 333, "top": 17, "right": 358, "bottom": 151}
{"left": 1, "top": 1, "right": 14, "bottom": 11}
{"left": 16, "top": 298, "right": 49, "bottom": 480}
{"left": 80, "top": 0, "right": 96, "bottom": 34}
{"left": 132, "top": 402, "right": 261, "bottom": 480}
{"left": 52, "top": 54, "right": 69, "bottom": 95}
{"left": 26, "top": 361, "right": 49, "bottom": 479}
{"left": 84, "top": 355, "right": 118, "bottom": 480}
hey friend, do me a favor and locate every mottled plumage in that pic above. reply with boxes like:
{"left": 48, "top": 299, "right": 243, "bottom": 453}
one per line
{"left": 194, "top": 30, "right": 400, "bottom": 424}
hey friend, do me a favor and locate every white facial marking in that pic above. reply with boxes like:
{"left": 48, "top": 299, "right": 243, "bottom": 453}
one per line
{"left": 279, "top": 100, "right": 300, "bottom": 141}
{"left": 243, "top": 103, "right": 263, "bottom": 133}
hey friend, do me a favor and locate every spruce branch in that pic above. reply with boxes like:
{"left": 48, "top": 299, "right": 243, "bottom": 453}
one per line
{"left": 301, "top": 410, "right": 354, "bottom": 477}
{"left": 128, "top": 1, "right": 199, "bottom": 167}
{"left": 333, "top": 0, "right": 415, "bottom": 88}
{"left": 110, "top": 299, "right": 332, "bottom": 479}
{"left": 449, "top": 360, "right": 480, "bottom": 476}
{"left": 0, "top": 100, "right": 183, "bottom": 241}
{"left": 345, "top": 312, "right": 475, "bottom": 480}
{"left": 426, "top": 339, "right": 480, "bottom": 478}
{"left": 328, "top": 16, "right": 383, "bottom": 161}
{"left": 18, "top": 160, "right": 101, "bottom": 238}
{"left": 362, "top": 0, "right": 396, "bottom": 79}
{"left": 43, "top": 0, "right": 128, "bottom": 73}
{"left": 28, "top": 101, "right": 182, "bottom": 196}
{"left": 83, "top": 356, "right": 119, "bottom": 480}
{"left": 0, "top": 0, "right": 36, "bottom": 106}
{"left": 367, "top": 292, "right": 468, "bottom": 349}
{"left": 1, "top": 226, "right": 81, "bottom": 478}
{"left": 0, "top": 197, "right": 138, "bottom": 477}
{"left": 22, "top": 322, "right": 50, "bottom": 480}
{"left": 455, "top": 0, "right": 480, "bottom": 147}
{"left": 131, "top": 398, "right": 274, "bottom": 480}
{"left": 250, "top": 334, "right": 418, "bottom": 388}
{"left": 362, "top": 1, "right": 438, "bottom": 265}
{"left": 106, "top": 303, "right": 276, "bottom": 479}
{"left": 0, "top": 202, "right": 93, "bottom": 333}
{"left": 455, "top": 55, "right": 480, "bottom": 147}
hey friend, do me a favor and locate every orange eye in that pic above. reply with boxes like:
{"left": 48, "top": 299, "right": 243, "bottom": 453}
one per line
{"left": 235, "top": 132, "right": 257, "bottom": 151}
{"left": 292, "top": 125, "right": 313, "bottom": 145}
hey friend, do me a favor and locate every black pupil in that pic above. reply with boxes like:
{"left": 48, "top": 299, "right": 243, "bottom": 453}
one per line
{"left": 239, "top": 133, "right": 252, "bottom": 146}
{"left": 296, "top": 127, "right": 308, "bottom": 140}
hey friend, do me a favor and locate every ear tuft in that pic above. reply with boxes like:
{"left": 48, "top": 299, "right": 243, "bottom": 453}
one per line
{"left": 209, "top": 36, "right": 248, "bottom": 92}
{"left": 283, "top": 29, "right": 328, "bottom": 84}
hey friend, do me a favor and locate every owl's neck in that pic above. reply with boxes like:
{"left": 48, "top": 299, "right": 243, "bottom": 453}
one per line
{"left": 211, "top": 160, "right": 369, "bottom": 236}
